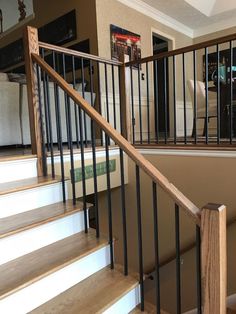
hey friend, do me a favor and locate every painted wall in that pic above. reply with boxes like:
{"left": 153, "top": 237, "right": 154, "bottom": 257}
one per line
{"left": 98, "top": 151, "right": 236, "bottom": 312}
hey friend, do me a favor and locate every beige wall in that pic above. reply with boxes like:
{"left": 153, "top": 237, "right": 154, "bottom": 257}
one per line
{"left": 98, "top": 152, "right": 236, "bottom": 312}
{"left": 194, "top": 26, "right": 236, "bottom": 44}
{"left": 0, "top": 0, "right": 98, "bottom": 55}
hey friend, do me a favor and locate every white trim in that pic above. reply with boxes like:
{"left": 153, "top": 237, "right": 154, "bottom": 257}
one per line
{"left": 138, "top": 149, "right": 236, "bottom": 158}
{"left": 116, "top": 0, "right": 194, "bottom": 38}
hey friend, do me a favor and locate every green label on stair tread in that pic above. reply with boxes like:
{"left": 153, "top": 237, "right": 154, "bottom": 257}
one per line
{"left": 73, "top": 159, "right": 116, "bottom": 183}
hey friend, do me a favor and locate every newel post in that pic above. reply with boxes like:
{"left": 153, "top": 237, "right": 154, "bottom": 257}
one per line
{"left": 24, "top": 26, "right": 44, "bottom": 176}
{"left": 201, "top": 203, "right": 227, "bottom": 314}
{"left": 119, "top": 54, "right": 131, "bottom": 142}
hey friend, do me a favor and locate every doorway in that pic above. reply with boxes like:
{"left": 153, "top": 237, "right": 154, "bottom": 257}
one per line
{"left": 153, "top": 34, "right": 169, "bottom": 137}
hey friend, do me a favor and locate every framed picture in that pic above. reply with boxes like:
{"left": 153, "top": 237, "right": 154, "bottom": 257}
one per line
{"left": 110, "top": 24, "right": 141, "bottom": 67}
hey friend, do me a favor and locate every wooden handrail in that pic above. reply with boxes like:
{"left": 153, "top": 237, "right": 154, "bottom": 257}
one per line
{"left": 126, "top": 32, "right": 236, "bottom": 66}
{"left": 32, "top": 53, "right": 201, "bottom": 225}
{"left": 38, "top": 41, "right": 122, "bottom": 66}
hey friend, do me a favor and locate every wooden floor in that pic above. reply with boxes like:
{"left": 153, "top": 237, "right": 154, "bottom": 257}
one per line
{"left": 0, "top": 176, "right": 63, "bottom": 196}
{"left": 130, "top": 301, "right": 169, "bottom": 313}
{"left": 0, "top": 200, "right": 90, "bottom": 239}
{"left": 0, "top": 230, "right": 108, "bottom": 300}
{"left": 31, "top": 266, "right": 139, "bottom": 314}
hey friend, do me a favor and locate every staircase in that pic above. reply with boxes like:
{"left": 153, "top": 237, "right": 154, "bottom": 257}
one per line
{"left": 0, "top": 156, "right": 141, "bottom": 313}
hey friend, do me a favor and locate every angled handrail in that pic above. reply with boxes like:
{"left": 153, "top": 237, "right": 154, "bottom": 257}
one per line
{"left": 32, "top": 53, "right": 201, "bottom": 225}
{"left": 126, "top": 32, "right": 236, "bottom": 66}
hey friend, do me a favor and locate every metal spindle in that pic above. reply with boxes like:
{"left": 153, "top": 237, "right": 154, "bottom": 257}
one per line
{"left": 130, "top": 66, "right": 135, "bottom": 144}
{"left": 90, "top": 60, "right": 99, "bottom": 238}
{"left": 173, "top": 55, "right": 177, "bottom": 144}
{"left": 175, "top": 204, "right": 181, "bottom": 314}
{"left": 45, "top": 74, "right": 55, "bottom": 178}
{"left": 154, "top": 60, "right": 159, "bottom": 143}
{"left": 193, "top": 50, "right": 197, "bottom": 144}
{"left": 62, "top": 53, "right": 70, "bottom": 148}
{"left": 230, "top": 41, "right": 233, "bottom": 144}
{"left": 196, "top": 226, "right": 202, "bottom": 314}
{"left": 72, "top": 56, "right": 80, "bottom": 148}
{"left": 138, "top": 64, "right": 143, "bottom": 144}
{"left": 97, "top": 61, "right": 103, "bottom": 146}
{"left": 182, "top": 53, "right": 187, "bottom": 144}
{"left": 36, "top": 64, "right": 47, "bottom": 176}
{"left": 41, "top": 48, "right": 50, "bottom": 151}
{"left": 120, "top": 149, "right": 128, "bottom": 275}
{"left": 217, "top": 44, "right": 221, "bottom": 144}
{"left": 136, "top": 165, "right": 144, "bottom": 310}
{"left": 164, "top": 57, "right": 168, "bottom": 144}
{"left": 81, "top": 58, "right": 88, "bottom": 147}
{"left": 146, "top": 62, "right": 151, "bottom": 144}
{"left": 152, "top": 182, "right": 161, "bottom": 314}
{"left": 105, "top": 134, "right": 114, "bottom": 268}
{"left": 52, "top": 52, "right": 66, "bottom": 202}
{"left": 104, "top": 63, "right": 110, "bottom": 123}
{"left": 111, "top": 64, "right": 117, "bottom": 130}
{"left": 205, "top": 48, "right": 209, "bottom": 144}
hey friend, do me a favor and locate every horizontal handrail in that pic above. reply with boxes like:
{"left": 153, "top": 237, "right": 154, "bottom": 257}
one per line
{"left": 126, "top": 32, "right": 236, "bottom": 66}
{"left": 38, "top": 41, "right": 122, "bottom": 66}
{"left": 32, "top": 52, "right": 201, "bottom": 225}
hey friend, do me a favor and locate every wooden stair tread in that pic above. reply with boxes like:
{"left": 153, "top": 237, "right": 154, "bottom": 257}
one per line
{"left": 0, "top": 176, "right": 63, "bottom": 196}
{"left": 131, "top": 302, "right": 169, "bottom": 314}
{"left": 0, "top": 200, "right": 91, "bottom": 239}
{"left": 30, "top": 266, "right": 139, "bottom": 314}
{"left": 0, "top": 154, "right": 36, "bottom": 162}
{"left": 0, "top": 230, "right": 108, "bottom": 300}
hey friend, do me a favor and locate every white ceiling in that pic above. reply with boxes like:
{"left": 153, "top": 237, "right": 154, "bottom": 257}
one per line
{"left": 136, "top": 0, "right": 236, "bottom": 36}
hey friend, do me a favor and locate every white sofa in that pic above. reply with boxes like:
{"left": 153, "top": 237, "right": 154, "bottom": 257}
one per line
{"left": 0, "top": 73, "right": 94, "bottom": 146}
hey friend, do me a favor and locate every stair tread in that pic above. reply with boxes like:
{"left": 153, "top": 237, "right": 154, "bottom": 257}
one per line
{"left": 0, "top": 176, "right": 63, "bottom": 196}
{"left": 0, "top": 200, "right": 91, "bottom": 239}
{"left": 0, "top": 154, "right": 36, "bottom": 162}
{"left": 131, "top": 302, "right": 169, "bottom": 314}
{"left": 30, "top": 266, "right": 139, "bottom": 314}
{"left": 0, "top": 230, "right": 108, "bottom": 300}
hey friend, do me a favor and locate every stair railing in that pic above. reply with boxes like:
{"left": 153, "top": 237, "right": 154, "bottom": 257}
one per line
{"left": 24, "top": 26, "right": 227, "bottom": 314}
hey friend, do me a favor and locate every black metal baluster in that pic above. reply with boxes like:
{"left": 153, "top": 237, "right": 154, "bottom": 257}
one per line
{"left": 45, "top": 74, "right": 55, "bottom": 178}
{"left": 78, "top": 105, "right": 88, "bottom": 233}
{"left": 97, "top": 61, "right": 103, "bottom": 146}
{"left": 164, "top": 57, "right": 168, "bottom": 144}
{"left": 173, "top": 56, "right": 177, "bottom": 144}
{"left": 146, "top": 62, "right": 151, "bottom": 144}
{"left": 182, "top": 53, "right": 187, "bottom": 144}
{"left": 104, "top": 63, "right": 110, "bottom": 145}
{"left": 136, "top": 165, "right": 144, "bottom": 311}
{"left": 230, "top": 41, "right": 233, "bottom": 144}
{"left": 62, "top": 53, "right": 70, "bottom": 148}
{"left": 138, "top": 64, "right": 143, "bottom": 144}
{"left": 153, "top": 182, "right": 161, "bottom": 314}
{"left": 154, "top": 60, "right": 159, "bottom": 143}
{"left": 130, "top": 66, "right": 135, "bottom": 144}
{"left": 175, "top": 204, "right": 181, "bottom": 314}
{"left": 41, "top": 48, "right": 50, "bottom": 151}
{"left": 36, "top": 65, "right": 47, "bottom": 176}
{"left": 105, "top": 134, "right": 114, "bottom": 268}
{"left": 89, "top": 60, "right": 99, "bottom": 238}
{"left": 120, "top": 149, "right": 128, "bottom": 275}
{"left": 217, "top": 44, "right": 221, "bottom": 144}
{"left": 81, "top": 58, "right": 88, "bottom": 147}
{"left": 205, "top": 48, "right": 209, "bottom": 144}
{"left": 196, "top": 226, "right": 202, "bottom": 314}
{"left": 72, "top": 56, "right": 80, "bottom": 148}
{"left": 193, "top": 50, "right": 197, "bottom": 144}
{"left": 52, "top": 52, "right": 66, "bottom": 202}
{"left": 111, "top": 64, "right": 117, "bottom": 130}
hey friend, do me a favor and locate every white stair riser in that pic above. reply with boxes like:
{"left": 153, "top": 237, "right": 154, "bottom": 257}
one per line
{"left": 0, "top": 246, "right": 110, "bottom": 314}
{"left": 104, "top": 285, "right": 140, "bottom": 314}
{"left": 0, "top": 158, "right": 37, "bottom": 183}
{"left": 0, "top": 211, "right": 88, "bottom": 265}
{"left": 0, "top": 182, "right": 67, "bottom": 218}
